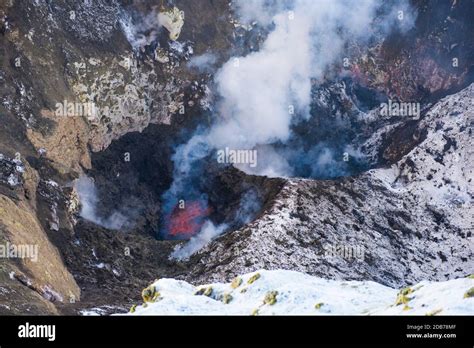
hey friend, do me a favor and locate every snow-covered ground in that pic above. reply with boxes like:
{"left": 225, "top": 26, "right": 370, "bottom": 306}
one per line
{"left": 122, "top": 270, "right": 474, "bottom": 316}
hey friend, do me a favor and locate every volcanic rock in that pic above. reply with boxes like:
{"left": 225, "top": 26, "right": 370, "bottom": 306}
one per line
{"left": 180, "top": 84, "right": 474, "bottom": 288}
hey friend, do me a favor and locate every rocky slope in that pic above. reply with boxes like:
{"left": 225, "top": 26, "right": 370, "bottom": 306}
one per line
{"left": 0, "top": 0, "right": 235, "bottom": 314}
{"left": 0, "top": 154, "right": 80, "bottom": 314}
{"left": 179, "top": 84, "right": 473, "bottom": 288}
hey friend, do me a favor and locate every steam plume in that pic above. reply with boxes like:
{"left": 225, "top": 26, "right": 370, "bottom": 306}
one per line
{"left": 164, "top": 0, "right": 416, "bottom": 255}
{"left": 76, "top": 176, "right": 133, "bottom": 230}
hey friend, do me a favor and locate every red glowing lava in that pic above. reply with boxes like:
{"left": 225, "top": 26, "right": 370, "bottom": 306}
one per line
{"left": 167, "top": 200, "right": 212, "bottom": 238}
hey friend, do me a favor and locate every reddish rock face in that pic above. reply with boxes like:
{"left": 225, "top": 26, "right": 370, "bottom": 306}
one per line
{"left": 350, "top": 0, "right": 474, "bottom": 102}
{"left": 352, "top": 47, "right": 469, "bottom": 102}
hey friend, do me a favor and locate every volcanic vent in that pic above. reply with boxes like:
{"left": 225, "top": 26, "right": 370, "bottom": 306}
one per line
{"left": 78, "top": 0, "right": 463, "bottom": 249}
{"left": 74, "top": 0, "right": 473, "bottom": 270}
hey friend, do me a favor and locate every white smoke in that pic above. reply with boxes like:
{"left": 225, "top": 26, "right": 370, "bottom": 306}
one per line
{"left": 234, "top": 144, "right": 293, "bottom": 178}
{"left": 233, "top": 189, "right": 262, "bottom": 225}
{"left": 232, "top": 0, "right": 288, "bottom": 26}
{"left": 75, "top": 176, "right": 131, "bottom": 230}
{"left": 165, "top": 0, "right": 416, "bottom": 257}
{"left": 75, "top": 176, "right": 99, "bottom": 221}
{"left": 170, "top": 189, "right": 261, "bottom": 261}
{"left": 187, "top": 53, "right": 218, "bottom": 72}
{"left": 183, "top": 0, "right": 416, "bottom": 177}
{"left": 119, "top": 8, "right": 160, "bottom": 50}
{"left": 170, "top": 221, "right": 228, "bottom": 261}
{"left": 119, "top": 5, "right": 183, "bottom": 50}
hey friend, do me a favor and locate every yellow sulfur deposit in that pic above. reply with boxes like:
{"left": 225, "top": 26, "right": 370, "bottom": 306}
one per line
{"left": 158, "top": 7, "right": 184, "bottom": 41}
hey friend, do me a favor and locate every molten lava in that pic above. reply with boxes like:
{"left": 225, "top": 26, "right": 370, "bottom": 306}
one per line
{"left": 167, "top": 200, "right": 212, "bottom": 238}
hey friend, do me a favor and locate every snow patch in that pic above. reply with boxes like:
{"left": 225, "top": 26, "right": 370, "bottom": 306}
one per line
{"left": 121, "top": 270, "right": 474, "bottom": 315}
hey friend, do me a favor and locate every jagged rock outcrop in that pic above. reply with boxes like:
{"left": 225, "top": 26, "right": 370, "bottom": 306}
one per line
{"left": 0, "top": 155, "right": 80, "bottom": 314}
{"left": 352, "top": 0, "right": 474, "bottom": 102}
{"left": 1, "top": 0, "right": 232, "bottom": 169}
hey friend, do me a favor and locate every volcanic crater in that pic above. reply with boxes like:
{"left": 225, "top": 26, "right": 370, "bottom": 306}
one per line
{"left": 0, "top": 0, "right": 472, "bottom": 315}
